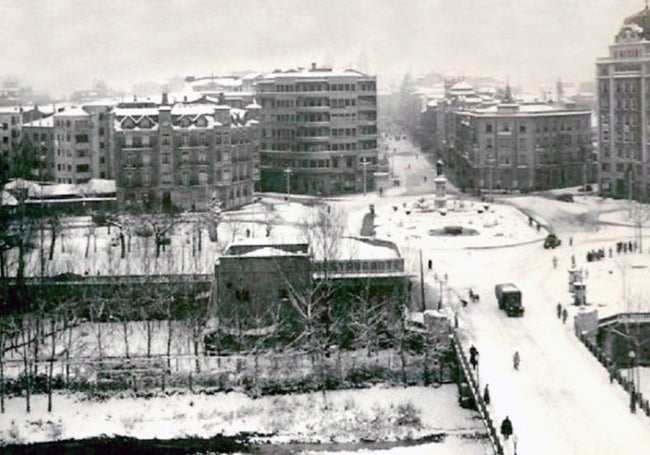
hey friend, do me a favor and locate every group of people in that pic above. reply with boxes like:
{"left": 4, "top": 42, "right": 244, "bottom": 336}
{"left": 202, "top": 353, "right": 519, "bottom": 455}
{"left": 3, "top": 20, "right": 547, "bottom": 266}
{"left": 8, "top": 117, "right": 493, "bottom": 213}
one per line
{"left": 467, "top": 344, "right": 517, "bottom": 444}
{"left": 586, "top": 248, "right": 606, "bottom": 262}
{"left": 587, "top": 240, "right": 639, "bottom": 263}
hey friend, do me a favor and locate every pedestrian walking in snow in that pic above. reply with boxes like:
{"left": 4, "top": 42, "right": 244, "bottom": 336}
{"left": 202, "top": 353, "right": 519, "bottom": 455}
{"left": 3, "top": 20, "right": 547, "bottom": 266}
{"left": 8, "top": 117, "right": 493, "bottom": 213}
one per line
{"left": 501, "top": 416, "right": 513, "bottom": 440}
{"left": 469, "top": 345, "right": 478, "bottom": 362}
{"left": 609, "top": 247, "right": 612, "bottom": 258}
{"left": 470, "top": 354, "right": 478, "bottom": 370}
{"left": 571, "top": 254, "right": 576, "bottom": 268}
{"left": 631, "top": 390, "right": 637, "bottom": 413}
{"left": 483, "top": 384, "right": 491, "bottom": 405}
{"left": 513, "top": 351, "right": 520, "bottom": 370}
{"left": 427, "top": 259, "right": 432, "bottom": 271}
{"left": 552, "top": 256, "right": 558, "bottom": 269}
{"left": 569, "top": 237, "right": 573, "bottom": 247}
{"left": 557, "top": 302, "right": 562, "bottom": 319}
{"left": 562, "top": 308, "right": 568, "bottom": 324}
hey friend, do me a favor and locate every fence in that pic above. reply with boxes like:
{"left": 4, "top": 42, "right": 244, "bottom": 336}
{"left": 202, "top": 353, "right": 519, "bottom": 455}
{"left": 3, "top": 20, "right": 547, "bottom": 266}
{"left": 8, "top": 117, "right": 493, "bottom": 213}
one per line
{"left": 451, "top": 331, "right": 503, "bottom": 455}
{"left": 1, "top": 348, "right": 444, "bottom": 396}
{"left": 577, "top": 331, "right": 650, "bottom": 417}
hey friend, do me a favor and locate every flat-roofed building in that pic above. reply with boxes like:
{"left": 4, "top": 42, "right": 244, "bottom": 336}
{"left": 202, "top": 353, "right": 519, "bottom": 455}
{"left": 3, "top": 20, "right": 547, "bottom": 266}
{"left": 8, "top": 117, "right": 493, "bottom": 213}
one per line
{"left": 256, "top": 64, "right": 377, "bottom": 195}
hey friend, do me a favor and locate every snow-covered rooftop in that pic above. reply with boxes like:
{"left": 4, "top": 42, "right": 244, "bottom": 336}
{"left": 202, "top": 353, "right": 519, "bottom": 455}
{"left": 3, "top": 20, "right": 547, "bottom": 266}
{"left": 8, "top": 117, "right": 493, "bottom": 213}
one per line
{"left": 55, "top": 106, "right": 90, "bottom": 117}
{"left": 22, "top": 116, "right": 54, "bottom": 128}
{"left": 262, "top": 68, "right": 370, "bottom": 80}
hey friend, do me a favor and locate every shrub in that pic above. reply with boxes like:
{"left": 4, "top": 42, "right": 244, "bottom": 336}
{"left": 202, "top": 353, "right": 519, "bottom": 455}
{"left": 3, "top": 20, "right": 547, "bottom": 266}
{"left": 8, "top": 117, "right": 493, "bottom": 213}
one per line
{"left": 395, "top": 402, "right": 423, "bottom": 429}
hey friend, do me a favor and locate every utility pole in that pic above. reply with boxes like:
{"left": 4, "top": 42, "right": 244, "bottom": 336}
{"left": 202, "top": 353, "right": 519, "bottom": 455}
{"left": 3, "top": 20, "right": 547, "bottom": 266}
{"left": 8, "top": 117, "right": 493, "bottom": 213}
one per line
{"left": 419, "top": 250, "right": 426, "bottom": 311}
{"left": 284, "top": 167, "right": 292, "bottom": 201}
{"left": 361, "top": 158, "right": 369, "bottom": 196}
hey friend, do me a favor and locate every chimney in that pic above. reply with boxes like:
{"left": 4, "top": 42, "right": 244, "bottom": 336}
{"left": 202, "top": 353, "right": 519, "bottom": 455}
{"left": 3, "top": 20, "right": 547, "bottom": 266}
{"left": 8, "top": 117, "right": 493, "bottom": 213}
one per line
{"left": 311, "top": 62, "right": 317, "bottom": 71}
{"left": 162, "top": 92, "right": 168, "bottom": 105}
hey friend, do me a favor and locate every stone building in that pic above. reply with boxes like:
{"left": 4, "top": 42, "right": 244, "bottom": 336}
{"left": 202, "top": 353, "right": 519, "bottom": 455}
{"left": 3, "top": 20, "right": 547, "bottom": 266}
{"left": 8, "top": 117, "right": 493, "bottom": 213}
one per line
{"left": 450, "top": 87, "right": 594, "bottom": 192}
{"left": 212, "top": 237, "right": 411, "bottom": 344}
{"left": 256, "top": 64, "right": 378, "bottom": 195}
{"left": 21, "top": 116, "right": 56, "bottom": 181}
{"left": 597, "top": 6, "right": 650, "bottom": 200}
{"left": 53, "top": 104, "right": 113, "bottom": 183}
{"left": 113, "top": 98, "right": 259, "bottom": 210}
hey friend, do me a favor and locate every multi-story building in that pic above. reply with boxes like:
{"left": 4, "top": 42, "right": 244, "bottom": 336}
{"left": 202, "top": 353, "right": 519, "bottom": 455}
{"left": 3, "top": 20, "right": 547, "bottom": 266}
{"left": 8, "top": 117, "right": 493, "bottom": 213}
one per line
{"left": 256, "top": 64, "right": 378, "bottom": 195}
{"left": 451, "top": 87, "right": 594, "bottom": 192}
{"left": 597, "top": 7, "right": 650, "bottom": 200}
{"left": 0, "top": 107, "right": 22, "bottom": 178}
{"left": 53, "top": 104, "right": 113, "bottom": 183}
{"left": 21, "top": 116, "right": 56, "bottom": 181}
{"left": 113, "top": 98, "right": 259, "bottom": 210}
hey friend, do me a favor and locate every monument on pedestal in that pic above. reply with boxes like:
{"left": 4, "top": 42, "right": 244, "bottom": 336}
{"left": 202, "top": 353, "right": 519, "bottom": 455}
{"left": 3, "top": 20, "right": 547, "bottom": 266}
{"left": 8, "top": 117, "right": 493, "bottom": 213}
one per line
{"left": 434, "top": 159, "right": 448, "bottom": 213}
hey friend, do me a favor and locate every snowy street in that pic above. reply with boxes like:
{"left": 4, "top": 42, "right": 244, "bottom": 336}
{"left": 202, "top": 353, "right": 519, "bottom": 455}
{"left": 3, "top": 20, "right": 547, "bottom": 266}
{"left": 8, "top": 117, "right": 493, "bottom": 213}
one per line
{"left": 371, "top": 134, "right": 650, "bottom": 454}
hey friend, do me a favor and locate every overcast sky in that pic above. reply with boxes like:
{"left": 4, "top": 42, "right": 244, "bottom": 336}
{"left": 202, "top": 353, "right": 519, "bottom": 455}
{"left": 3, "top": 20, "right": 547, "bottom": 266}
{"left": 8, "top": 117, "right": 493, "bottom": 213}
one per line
{"left": 0, "top": 0, "right": 644, "bottom": 96}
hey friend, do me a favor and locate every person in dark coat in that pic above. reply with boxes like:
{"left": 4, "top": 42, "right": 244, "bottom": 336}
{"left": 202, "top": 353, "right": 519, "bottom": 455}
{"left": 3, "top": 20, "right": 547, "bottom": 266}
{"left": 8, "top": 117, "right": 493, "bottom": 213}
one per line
{"left": 501, "top": 416, "right": 513, "bottom": 440}
{"left": 483, "top": 384, "right": 491, "bottom": 405}
{"left": 427, "top": 259, "right": 432, "bottom": 271}
{"left": 556, "top": 302, "right": 562, "bottom": 319}
{"left": 562, "top": 308, "right": 568, "bottom": 324}
{"left": 513, "top": 351, "right": 520, "bottom": 370}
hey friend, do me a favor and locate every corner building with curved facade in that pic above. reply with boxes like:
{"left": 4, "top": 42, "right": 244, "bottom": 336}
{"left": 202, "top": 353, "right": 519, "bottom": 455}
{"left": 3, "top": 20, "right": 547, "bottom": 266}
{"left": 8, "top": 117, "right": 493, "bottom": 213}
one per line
{"left": 256, "top": 66, "right": 377, "bottom": 195}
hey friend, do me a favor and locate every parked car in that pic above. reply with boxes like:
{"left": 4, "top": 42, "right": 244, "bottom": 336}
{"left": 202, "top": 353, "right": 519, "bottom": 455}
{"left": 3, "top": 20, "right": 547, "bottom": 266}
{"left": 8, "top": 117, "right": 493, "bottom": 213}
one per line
{"left": 544, "top": 233, "right": 561, "bottom": 249}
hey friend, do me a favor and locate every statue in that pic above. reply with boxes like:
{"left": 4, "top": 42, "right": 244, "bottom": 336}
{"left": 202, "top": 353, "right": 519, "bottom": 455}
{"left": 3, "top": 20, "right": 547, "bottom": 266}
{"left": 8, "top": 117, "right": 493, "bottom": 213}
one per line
{"left": 436, "top": 159, "right": 444, "bottom": 177}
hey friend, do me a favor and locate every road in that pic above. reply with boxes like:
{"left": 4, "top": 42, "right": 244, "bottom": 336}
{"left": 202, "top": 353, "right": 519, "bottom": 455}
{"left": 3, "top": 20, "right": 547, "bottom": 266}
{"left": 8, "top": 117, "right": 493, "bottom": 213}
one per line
{"left": 380, "top": 133, "right": 650, "bottom": 454}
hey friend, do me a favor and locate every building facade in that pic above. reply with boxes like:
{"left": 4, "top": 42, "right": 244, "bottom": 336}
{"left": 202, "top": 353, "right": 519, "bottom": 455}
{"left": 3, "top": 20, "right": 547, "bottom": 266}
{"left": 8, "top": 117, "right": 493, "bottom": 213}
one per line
{"left": 53, "top": 104, "right": 113, "bottom": 184}
{"left": 256, "top": 65, "right": 378, "bottom": 195}
{"left": 21, "top": 116, "right": 56, "bottom": 181}
{"left": 113, "top": 99, "right": 259, "bottom": 210}
{"left": 449, "top": 90, "right": 594, "bottom": 193}
{"left": 597, "top": 7, "right": 650, "bottom": 200}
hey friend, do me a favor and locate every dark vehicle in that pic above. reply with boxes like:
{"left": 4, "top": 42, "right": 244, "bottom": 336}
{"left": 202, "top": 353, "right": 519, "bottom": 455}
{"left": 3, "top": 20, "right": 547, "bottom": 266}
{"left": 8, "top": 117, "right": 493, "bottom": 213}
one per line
{"left": 495, "top": 283, "right": 524, "bottom": 317}
{"left": 544, "top": 233, "right": 561, "bottom": 249}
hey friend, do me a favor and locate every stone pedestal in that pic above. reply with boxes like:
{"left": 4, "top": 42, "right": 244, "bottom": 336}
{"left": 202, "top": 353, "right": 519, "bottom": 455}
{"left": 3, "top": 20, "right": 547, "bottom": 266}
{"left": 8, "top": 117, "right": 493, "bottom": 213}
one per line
{"left": 435, "top": 176, "right": 447, "bottom": 211}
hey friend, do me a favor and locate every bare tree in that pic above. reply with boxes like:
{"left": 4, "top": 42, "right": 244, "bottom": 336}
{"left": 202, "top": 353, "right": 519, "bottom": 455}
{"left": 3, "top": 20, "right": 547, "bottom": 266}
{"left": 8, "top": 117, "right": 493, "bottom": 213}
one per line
{"left": 628, "top": 200, "right": 650, "bottom": 254}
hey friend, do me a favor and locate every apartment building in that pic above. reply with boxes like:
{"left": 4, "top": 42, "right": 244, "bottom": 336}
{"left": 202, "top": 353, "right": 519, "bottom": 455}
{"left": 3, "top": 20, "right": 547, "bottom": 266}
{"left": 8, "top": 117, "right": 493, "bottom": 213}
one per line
{"left": 256, "top": 65, "right": 377, "bottom": 195}
{"left": 451, "top": 88, "right": 593, "bottom": 192}
{"left": 53, "top": 104, "right": 113, "bottom": 183}
{"left": 113, "top": 99, "right": 259, "bottom": 210}
{"left": 597, "top": 6, "right": 650, "bottom": 200}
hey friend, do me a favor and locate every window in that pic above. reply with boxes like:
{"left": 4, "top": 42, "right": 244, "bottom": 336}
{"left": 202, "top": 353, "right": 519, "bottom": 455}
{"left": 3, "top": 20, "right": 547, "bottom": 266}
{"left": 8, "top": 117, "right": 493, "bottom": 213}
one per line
{"left": 142, "top": 135, "right": 150, "bottom": 146}
{"left": 486, "top": 123, "right": 492, "bottom": 133}
{"left": 182, "top": 171, "right": 190, "bottom": 186}
{"left": 75, "top": 134, "right": 89, "bottom": 143}
{"left": 125, "top": 135, "right": 132, "bottom": 147}
{"left": 198, "top": 172, "right": 208, "bottom": 185}
{"left": 143, "top": 173, "right": 150, "bottom": 186}
{"left": 76, "top": 164, "right": 89, "bottom": 173}
{"left": 142, "top": 152, "right": 150, "bottom": 166}
{"left": 162, "top": 153, "right": 170, "bottom": 164}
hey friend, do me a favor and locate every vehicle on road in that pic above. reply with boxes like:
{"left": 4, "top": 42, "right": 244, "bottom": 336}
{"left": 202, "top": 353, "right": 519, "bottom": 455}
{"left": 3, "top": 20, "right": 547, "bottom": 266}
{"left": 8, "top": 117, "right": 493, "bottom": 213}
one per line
{"left": 495, "top": 283, "right": 524, "bottom": 317}
{"left": 544, "top": 233, "right": 561, "bottom": 249}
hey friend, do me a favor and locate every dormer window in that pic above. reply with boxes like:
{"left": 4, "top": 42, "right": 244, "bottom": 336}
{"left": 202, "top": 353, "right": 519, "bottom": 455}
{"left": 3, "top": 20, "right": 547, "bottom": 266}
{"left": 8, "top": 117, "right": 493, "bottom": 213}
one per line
{"left": 180, "top": 117, "right": 191, "bottom": 128}
{"left": 196, "top": 116, "right": 207, "bottom": 128}
{"left": 140, "top": 118, "right": 151, "bottom": 128}
{"left": 123, "top": 118, "right": 135, "bottom": 129}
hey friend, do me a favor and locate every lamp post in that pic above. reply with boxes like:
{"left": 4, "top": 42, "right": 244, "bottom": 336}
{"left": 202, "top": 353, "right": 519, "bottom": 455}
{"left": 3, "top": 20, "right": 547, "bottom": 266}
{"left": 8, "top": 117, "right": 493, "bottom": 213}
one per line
{"left": 629, "top": 350, "right": 636, "bottom": 389}
{"left": 284, "top": 167, "right": 292, "bottom": 201}
{"left": 361, "top": 158, "right": 369, "bottom": 196}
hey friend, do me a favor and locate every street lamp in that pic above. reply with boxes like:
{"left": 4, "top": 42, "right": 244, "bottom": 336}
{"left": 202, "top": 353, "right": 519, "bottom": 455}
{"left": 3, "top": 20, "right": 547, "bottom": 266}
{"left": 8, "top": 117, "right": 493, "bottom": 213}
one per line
{"left": 361, "top": 158, "right": 369, "bottom": 196}
{"left": 629, "top": 350, "right": 636, "bottom": 390}
{"left": 284, "top": 167, "right": 292, "bottom": 201}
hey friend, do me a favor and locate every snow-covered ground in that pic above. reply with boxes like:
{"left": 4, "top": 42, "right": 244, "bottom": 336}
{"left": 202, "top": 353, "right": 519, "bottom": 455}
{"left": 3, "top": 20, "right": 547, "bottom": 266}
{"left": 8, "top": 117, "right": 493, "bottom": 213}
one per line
{"left": 0, "top": 385, "right": 489, "bottom": 454}
{"left": 5, "top": 132, "right": 650, "bottom": 453}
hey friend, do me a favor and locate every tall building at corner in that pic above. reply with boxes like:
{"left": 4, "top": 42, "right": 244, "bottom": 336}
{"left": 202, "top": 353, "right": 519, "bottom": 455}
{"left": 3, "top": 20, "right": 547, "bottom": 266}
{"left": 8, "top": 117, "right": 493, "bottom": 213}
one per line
{"left": 597, "top": 6, "right": 650, "bottom": 200}
{"left": 256, "top": 64, "right": 377, "bottom": 195}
